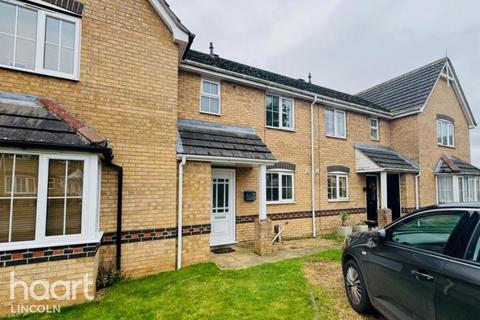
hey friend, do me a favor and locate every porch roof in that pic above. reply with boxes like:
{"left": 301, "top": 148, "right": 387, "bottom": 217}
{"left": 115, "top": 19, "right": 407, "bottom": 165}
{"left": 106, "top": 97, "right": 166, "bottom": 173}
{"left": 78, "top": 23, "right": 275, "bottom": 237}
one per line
{"left": 435, "top": 155, "right": 480, "bottom": 175}
{"left": 355, "top": 143, "right": 419, "bottom": 173}
{"left": 0, "top": 92, "right": 110, "bottom": 153}
{"left": 177, "top": 119, "right": 276, "bottom": 163}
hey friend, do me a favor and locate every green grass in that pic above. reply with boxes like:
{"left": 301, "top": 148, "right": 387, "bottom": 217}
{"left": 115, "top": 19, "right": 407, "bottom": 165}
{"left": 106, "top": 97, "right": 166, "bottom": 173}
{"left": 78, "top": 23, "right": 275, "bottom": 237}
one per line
{"left": 320, "top": 234, "right": 347, "bottom": 244}
{"left": 11, "top": 249, "right": 343, "bottom": 320}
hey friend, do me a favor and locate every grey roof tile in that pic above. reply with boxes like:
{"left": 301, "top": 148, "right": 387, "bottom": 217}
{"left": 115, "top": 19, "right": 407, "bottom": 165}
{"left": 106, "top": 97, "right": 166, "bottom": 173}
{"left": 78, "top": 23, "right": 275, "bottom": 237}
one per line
{"left": 357, "top": 58, "right": 447, "bottom": 113}
{"left": 177, "top": 119, "right": 275, "bottom": 161}
{"left": 436, "top": 156, "right": 480, "bottom": 175}
{"left": 355, "top": 143, "right": 419, "bottom": 172}
{"left": 184, "top": 50, "right": 385, "bottom": 112}
{"left": 0, "top": 92, "right": 109, "bottom": 152}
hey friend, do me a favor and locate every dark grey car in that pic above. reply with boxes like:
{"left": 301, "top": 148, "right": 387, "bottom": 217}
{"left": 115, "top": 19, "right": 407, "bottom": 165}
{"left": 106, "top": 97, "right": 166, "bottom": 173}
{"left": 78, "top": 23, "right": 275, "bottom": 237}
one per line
{"left": 342, "top": 203, "right": 480, "bottom": 320}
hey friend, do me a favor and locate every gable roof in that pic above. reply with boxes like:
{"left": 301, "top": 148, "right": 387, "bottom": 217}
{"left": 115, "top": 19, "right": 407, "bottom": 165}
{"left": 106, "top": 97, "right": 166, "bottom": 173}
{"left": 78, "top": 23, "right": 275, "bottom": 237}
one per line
{"left": 148, "top": 0, "right": 194, "bottom": 60}
{"left": 435, "top": 155, "right": 480, "bottom": 175}
{"left": 177, "top": 119, "right": 275, "bottom": 162}
{"left": 183, "top": 50, "right": 387, "bottom": 113}
{"left": 357, "top": 58, "right": 476, "bottom": 127}
{"left": 0, "top": 91, "right": 110, "bottom": 153}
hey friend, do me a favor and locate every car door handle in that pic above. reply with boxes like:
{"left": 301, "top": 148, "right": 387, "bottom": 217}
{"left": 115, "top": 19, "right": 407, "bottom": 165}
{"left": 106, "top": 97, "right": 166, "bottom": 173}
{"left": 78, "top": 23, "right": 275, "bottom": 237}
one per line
{"left": 411, "top": 270, "right": 435, "bottom": 282}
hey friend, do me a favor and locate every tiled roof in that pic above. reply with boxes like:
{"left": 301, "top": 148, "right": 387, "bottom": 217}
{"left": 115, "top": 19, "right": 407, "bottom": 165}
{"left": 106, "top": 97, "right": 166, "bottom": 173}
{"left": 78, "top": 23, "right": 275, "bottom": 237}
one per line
{"left": 355, "top": 143, "right": 419, "bottom": 172}
{"left": 0, "top": 92, "right": 109, "bottom": 152}
{"left": 41, "top": 0, "right": 84, "bottom": 16}
{"left": 436, "top": 156, "right": 480, "bottom": 175}
{"left": 177, "top": 119, "right": 275, "bottom": 161}
{"left": 183, "top": 50, "right": 385, "bottom": 112}
{"left": 356, "top": 58, "right": 447, "bottom": 114}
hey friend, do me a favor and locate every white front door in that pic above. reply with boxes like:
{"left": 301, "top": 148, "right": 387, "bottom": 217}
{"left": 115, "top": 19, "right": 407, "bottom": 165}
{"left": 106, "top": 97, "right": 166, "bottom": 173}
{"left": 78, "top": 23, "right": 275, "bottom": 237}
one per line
{"left": 210, "top": 169, "right": 236, "bottom": 246}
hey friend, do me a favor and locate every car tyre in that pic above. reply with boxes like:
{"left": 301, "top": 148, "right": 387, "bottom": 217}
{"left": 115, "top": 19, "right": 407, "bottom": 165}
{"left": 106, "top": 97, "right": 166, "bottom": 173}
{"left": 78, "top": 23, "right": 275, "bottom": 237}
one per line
{"left": 343, "top": 259, "right": 374, "bottom": 314}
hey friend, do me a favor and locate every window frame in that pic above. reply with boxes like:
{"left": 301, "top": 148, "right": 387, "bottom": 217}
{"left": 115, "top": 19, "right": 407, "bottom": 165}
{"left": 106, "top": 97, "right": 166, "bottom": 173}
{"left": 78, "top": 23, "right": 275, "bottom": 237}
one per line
{"left": 265, "top": 93, "right": 295, "bottom": 131}
{"left": 325, "top": 108, "right": 346, "bottom": 139}
{"left": 0, "top": 0, "right": 81, "bottom": 80}
{"left": 436, "top": 119, "right": 455, "bottom": 148}
{"left": 437, "top": 175, "right": 480, "bottom": 204}
{"left": 200, "top": 78, "right": 221, "bottom": 115}
{"left": 370, "top": 117, "right": 379, "bottom": 141}
{"left": 327, "top": 172, "right": 349, "bottom": 202}
{"left": 266, "top": 170, "right": 295, "bottom": 204}
{"left": 0, "top": 148, "right": 101, "bottom": 251}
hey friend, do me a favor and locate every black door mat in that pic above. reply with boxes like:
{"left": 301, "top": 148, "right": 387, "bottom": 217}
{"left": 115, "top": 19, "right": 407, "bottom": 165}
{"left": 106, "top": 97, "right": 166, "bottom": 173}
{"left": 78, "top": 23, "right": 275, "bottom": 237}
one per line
{"left": 211, "top": 247, "right": 235, "bottom": 254}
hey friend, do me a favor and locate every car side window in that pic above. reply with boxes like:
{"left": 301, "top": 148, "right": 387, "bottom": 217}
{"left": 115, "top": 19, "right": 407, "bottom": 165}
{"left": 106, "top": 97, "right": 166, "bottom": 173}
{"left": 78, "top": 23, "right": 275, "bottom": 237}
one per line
{"left": 388, "top": 211, "right": 466, "bottom": 254}
{"left": 466, "top": 226, "right": 480, "bottom": 263}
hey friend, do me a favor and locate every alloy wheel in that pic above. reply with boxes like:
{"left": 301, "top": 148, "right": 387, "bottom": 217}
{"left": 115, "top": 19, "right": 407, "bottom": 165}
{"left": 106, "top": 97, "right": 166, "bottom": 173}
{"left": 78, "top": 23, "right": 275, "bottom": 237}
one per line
{"left": 345, "top": 265, "right": 362, "bottom": 305}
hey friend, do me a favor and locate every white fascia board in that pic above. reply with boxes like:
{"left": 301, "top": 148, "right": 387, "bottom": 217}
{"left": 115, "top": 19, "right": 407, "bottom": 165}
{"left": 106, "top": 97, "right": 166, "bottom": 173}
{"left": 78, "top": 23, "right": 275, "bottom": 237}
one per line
{"left": 180, "top": 62, "right": 392, "bottom": 119}
{"left": 148, "top": 0, "right": 190, "bottom": 59}
{"left": 177, "top": 154, "right": 277, "bottom": 166}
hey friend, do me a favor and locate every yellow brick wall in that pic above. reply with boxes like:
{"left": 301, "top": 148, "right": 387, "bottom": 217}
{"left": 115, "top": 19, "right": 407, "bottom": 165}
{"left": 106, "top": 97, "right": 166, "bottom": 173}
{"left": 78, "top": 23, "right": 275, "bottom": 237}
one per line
{"left": 121, "top": 240, "right": 176, "bottom": 277}
{"left": 0, "top": 254, "right": 98, "bottom": 316}
{"left": 0, "top": 0, "right": 181, "bottom": 277}
{"left": 417, "top": 79, "right": 472, "bottom": 206}
{"left": 182, "top": 162, "right": 211, "bottom": 226}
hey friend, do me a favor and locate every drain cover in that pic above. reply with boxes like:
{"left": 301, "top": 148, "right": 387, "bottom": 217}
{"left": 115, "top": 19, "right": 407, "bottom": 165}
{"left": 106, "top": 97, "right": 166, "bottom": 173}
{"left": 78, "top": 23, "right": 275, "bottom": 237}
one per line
{"left": 211, "top": 247, "right": 235, "bottom": 254}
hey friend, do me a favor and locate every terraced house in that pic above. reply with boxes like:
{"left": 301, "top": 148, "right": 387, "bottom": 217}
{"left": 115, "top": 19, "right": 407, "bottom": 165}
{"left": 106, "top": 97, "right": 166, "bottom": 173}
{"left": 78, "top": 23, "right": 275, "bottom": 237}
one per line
{"left": 0, "top": 0, "right": 478, "bottom": 314}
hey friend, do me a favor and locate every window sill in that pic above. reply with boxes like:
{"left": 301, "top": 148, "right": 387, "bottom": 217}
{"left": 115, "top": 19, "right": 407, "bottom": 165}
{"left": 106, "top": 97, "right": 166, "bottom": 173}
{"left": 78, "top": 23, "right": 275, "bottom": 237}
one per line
{"left": 371, "top": 138, "right": 380, "bottom": 142}
{"left": 328, "top": 199, "right": 350, "bottom": 203}
{"left": 0, "top": 232, "right": 103, "bottom": 252}
{"left": 266, "top": 126, "right": 295, "bottom": 132}
{"left": 437, "top": 143, "right": 455, "bottom": 149}
{"left": 267, "top": 201, "right": 296, "bottom": 205}
{"left": 0, "top": 64, "right": 79, "bottom": 81}
{"left": 326, "top": 135, "right": 347, "bottom": 140}
{"left": 200, "top": 111, "right": 221, "bottom": 117}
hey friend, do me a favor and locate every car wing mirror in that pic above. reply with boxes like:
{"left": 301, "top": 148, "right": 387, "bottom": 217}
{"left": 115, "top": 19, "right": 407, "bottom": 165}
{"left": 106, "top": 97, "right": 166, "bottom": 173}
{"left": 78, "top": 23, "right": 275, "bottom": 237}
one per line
{"left": 372, "top": 229, "right": 386, "bottom": 242}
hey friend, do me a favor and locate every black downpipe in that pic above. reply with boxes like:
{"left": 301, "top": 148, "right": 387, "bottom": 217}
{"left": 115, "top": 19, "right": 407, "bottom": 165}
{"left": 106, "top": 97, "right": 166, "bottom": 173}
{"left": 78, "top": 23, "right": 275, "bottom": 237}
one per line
{"left": 103, "top": 158, "right": 123, "bottom": 272}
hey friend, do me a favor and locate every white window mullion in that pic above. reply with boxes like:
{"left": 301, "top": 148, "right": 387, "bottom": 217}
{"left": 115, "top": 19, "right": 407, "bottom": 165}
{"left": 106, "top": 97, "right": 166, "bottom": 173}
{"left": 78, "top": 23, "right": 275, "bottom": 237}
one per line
{"left": 62, "top": 160, "right": 68, "bottom": 235}
{"left": 11, "top": 5, "right": 19, "bottom": 67}
{"left": 7, "top": 155, "right": 16, "bottom": 242}
{"left": 35, "top": 155, "right": 48, "bottom": 242}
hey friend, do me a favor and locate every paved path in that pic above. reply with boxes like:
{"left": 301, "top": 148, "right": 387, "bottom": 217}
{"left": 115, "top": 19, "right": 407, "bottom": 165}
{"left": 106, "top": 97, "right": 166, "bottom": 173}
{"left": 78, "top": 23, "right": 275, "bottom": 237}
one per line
{"left": 211, "top": 237, "right": 342, "bottom": 269}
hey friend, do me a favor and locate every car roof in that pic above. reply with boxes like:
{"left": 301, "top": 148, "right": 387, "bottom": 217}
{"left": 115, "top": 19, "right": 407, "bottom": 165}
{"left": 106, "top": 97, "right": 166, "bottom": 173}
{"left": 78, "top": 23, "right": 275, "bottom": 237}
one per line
{"left": 418, "top": 203, "right": 480, "bottom": 212}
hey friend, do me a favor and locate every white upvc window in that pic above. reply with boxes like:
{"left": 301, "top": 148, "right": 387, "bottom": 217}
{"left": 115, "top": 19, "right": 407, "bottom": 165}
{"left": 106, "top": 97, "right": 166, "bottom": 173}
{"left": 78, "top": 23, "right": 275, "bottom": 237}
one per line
{"left": 325, "top": 109, "right": 346, "bottom": 138}
{"left": 0, "top": 0, "right": 81, "bottom": 80}
{"left": 265, "top": 94, "right": 294, "bottom": 130}
{"left": 200, "top": 79, "right": 221, "bottom": 115}
{"left": 327, "top": 173, "right": 348, "bottom": 201}
{"left": 437, "top": 119, "right": 454, "bottom": 147}
{"left": 0, "top": 150, "right": 101, "bottom": 251}
{"left": 370, "top": 117, "right": 379, "bottom": 141}
{"left": 437, "top": 176, "right": 454, "bottom": 204}
{"left": 266, "top": 171, "right": 294, "bottom": 203}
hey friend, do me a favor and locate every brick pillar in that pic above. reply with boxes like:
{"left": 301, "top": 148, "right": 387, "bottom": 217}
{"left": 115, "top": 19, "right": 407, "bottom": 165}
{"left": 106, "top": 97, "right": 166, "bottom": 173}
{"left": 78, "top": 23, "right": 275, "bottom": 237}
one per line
{"left": 254, "top": 219, "right": 273, "bottom": 256}
{"left": 377, "top": 209, "right": 392, "bottom": 228}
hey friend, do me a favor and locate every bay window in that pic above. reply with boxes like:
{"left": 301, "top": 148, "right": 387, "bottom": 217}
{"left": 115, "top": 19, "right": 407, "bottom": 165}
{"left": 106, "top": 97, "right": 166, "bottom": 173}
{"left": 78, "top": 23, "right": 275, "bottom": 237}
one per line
{"left": 437, "top": 119, "right": 454, "bottom": 147}
{"left": 266, "top": 171, "right": 294, "bottom": 203}
{"left": 437, "top": 175, "right": 480, "bottom": 204}
{"left": 326, "top": 109, "right": 346, "bottom": 138}
{"left": 0, "top": 151, "right": 100, "bottom": 251}
{"left": 0, "top": 0, "right": 81, "bottom": 80}
{"left": 266, "top": 94, "right": 294, "bottom": 130}
{"left": 328, "top": 173, "right": 348, "bottom": 201}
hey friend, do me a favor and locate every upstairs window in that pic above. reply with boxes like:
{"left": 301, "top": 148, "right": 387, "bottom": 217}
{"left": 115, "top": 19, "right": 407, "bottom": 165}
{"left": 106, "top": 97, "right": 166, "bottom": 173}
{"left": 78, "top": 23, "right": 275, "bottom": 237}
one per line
{"left": 200, "top": 79, "right": 220, "bottom": 115}
{"left": 0, "top": 0, "right": 80, "bottom": 80}
{"left": 437, "top": 119, "right": 454, "bottom": 147}
{"left": 325, "top": 109, "right": 346, "bottom": 138}
{"left": 370, "top": 117, "right": 379, "bottom": 140}
{"left": 266, "top": 94, "right": 294, "bottom": 130}
{"left": 266, "top": 171, "right": 294, "bottom": 203}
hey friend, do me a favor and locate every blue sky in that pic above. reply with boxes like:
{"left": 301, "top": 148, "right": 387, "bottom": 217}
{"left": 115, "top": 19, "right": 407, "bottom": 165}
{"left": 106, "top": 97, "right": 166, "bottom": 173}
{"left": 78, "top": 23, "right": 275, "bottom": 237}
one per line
{"left": 169, "top": 0, "right": 480, "bottom": 165}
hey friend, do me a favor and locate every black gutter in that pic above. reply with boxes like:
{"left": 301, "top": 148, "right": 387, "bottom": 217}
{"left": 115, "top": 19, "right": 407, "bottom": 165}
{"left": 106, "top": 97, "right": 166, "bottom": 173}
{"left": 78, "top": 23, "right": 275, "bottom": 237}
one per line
{"left": 103, "top": 154, "right": 123, "bottom": 272}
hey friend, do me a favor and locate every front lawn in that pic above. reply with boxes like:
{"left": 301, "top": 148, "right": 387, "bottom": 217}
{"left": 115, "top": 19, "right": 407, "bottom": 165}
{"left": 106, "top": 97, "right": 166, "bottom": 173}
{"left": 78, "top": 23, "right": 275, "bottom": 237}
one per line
{"left": 13, "top": 249, "right": 344, "bottom": 320}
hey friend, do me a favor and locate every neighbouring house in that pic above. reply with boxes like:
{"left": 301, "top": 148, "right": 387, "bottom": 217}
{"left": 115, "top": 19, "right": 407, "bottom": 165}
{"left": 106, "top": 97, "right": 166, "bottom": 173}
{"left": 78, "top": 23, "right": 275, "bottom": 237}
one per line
{"left": 0, "top": 0, "right": 478, "bottom": 315}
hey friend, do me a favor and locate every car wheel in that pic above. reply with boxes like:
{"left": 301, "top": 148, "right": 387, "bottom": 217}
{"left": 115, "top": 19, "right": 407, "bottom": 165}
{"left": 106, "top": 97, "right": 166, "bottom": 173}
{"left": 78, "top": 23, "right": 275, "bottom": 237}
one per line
{"left": 343, "top": 259, "right": 374, "bottom": 314}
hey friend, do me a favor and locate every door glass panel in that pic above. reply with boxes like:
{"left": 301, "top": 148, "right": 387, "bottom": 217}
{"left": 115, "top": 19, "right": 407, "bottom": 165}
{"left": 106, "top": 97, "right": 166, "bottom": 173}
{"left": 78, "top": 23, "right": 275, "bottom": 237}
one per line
{"left": 389, "top": 211, "right": 466, "bottom": 253}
